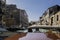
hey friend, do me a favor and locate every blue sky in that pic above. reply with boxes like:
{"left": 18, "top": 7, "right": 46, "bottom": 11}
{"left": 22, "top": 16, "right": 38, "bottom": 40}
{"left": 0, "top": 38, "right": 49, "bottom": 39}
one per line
{"left": 6, "top": 0, "right": 60, "bottom": 22}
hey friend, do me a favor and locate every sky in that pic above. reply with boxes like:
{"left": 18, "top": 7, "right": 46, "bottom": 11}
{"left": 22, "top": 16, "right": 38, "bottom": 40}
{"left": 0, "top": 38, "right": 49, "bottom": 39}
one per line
{"left": 6, "top": 0, "right": 60, "bottom": 22}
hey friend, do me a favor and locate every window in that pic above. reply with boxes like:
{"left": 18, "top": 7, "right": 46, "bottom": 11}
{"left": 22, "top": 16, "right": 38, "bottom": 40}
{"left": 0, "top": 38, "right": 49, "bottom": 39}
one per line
{"left": 36, "top": 28, "right": 39, "bottom": 31}
{"left": 11, "top": 15, "right": 13, "bottom": 18}
{"left": 50, "top": 11, "right": 53, "bottom": 13}
{"left": 57, "top": 15, "right": 59, "bottom": 21}
{"left": 51, "top": 17, "right": 53, "bottom": 25}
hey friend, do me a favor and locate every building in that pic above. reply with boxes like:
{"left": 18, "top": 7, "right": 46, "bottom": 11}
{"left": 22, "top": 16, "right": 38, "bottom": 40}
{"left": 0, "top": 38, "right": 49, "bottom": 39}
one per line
{"left": 2, "top": 4, "right": 28, "bottom": 29}
{"left": 2, "top": 4, "right": 17, "bottom": 28}
{"left": 40, "top": 9, "right": 50, "bottom": 25}
{"left": 0, "top": 0, "right": 6, "bottom": 28}
{"left": 20, "top": 10, "right": 28, "bottom": 29}
{"left": 40, "top": 5, "right": 60, "bottom": 26}
{"left": 6, "top": 4, "right": 20, "bottom": 25}
{"left": 0, "top": 0, "right": 6, "bottom": 15}
{"left": 49, "top": 5, "right": 60, "bottom": 26}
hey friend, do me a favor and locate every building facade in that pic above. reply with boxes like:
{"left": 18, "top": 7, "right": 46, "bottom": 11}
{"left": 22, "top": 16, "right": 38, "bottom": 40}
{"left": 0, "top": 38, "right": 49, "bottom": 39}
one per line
{"left": 0, "top": 0, "right": 6, "bottom": 28}
{"left": 2, "top": 4, "right": 28, "bottom": 28}
{"left": 20, "top": 10, "right": 28, "bottom": 28}
{"left": 40, "top": 5, "right": 60, "bottom": 26}
{"left": 49, "top": 5, "right": 60, "bottom": 26}
{"left": 40, "top": 9, "right": 50, "bottom": 25}
{"left": 2, "top": 4, "right": 17, "bottom": 28}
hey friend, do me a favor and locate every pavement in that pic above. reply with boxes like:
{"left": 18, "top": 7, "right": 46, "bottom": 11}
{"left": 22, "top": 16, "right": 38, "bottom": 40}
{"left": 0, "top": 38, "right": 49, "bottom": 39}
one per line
{"left": 4, "top": 33, "right": 27, "bottom": 40}
{"left": 46, "top": 30, "right": 60, "bottom": 40}
{"left": 55, "top": 33, "right": 60, "bottom": 39}
{"left": 4, "top": 32, "right": 60, "bottom": 40}
{"left": 1, "top": 30, "right": 60, "bottom": 40}
{"left": 0, "top": 32, "right": 17, "bottom": 37}
{"left": 0, "top": 38, "right": 3, "bottom": 40}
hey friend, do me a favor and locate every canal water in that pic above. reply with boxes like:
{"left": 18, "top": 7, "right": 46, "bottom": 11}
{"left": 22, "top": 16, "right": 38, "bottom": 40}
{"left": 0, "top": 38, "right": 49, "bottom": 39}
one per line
{"left": 18, "top": 29, "right": 60, "bottom": 40}
{"left": 19, "top": 33, "right": 55, "bottom": 40}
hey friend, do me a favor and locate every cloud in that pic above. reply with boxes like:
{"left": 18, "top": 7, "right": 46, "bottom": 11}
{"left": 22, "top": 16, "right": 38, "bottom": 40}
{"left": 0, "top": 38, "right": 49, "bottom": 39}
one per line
{"left": 6, "top": 0, "right": 10, "bottom": 4}
{"left": 6, "top": 0, "right": 16, "bottom": 4}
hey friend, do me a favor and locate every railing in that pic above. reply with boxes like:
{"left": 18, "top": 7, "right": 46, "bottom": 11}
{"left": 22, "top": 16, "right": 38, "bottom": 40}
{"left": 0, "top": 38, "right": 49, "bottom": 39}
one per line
{"left": 28, "top": 25, "right": 60, "bottom": 28}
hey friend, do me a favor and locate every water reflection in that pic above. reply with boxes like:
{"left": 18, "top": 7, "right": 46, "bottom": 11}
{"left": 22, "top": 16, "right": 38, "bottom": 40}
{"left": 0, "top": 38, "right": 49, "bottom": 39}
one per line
{"left": 4, "top": 32, "right": 60, "bottom": 40}
{"left": 3, "top": 29, "right": 60, "bottom": 40}
{"left": 19, "top": 33, "right": 52, "bottom": 40}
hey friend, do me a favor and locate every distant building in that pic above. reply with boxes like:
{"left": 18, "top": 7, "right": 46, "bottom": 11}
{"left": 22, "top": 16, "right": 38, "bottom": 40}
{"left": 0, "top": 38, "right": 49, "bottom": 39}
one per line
{"left": 29, "top": 21, "right": 40, "bottom": 26}
{"left": 40, "top": 5, "right": 60, "bottom": 26}
{"left": 20, "top": 10, "right": 28, "bottom": 28}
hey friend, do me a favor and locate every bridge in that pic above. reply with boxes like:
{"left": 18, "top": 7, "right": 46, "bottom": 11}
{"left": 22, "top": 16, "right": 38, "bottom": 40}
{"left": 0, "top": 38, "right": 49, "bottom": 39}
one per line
{"left": 28, "top": 25, "right": 60, "bottom": 32}
{"left": 6, "top": 25, "right": 60, "bottom": 32}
